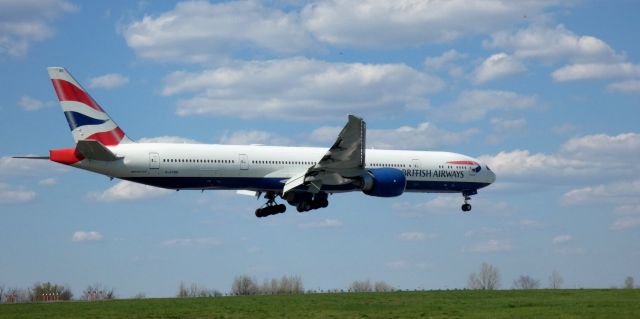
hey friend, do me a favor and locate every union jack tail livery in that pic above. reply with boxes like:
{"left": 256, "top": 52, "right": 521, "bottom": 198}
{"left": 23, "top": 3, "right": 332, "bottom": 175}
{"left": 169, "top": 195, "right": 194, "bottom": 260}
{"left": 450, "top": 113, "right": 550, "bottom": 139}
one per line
{"left": 48, "top": 67, "right": 132, "bottom": 146}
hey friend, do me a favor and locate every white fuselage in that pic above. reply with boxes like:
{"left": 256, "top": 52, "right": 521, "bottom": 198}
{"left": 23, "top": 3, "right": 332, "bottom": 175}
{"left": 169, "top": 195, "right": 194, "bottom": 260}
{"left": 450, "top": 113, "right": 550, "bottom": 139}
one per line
{"left": 70, "top": 143, "right": 495, "bottom": 194}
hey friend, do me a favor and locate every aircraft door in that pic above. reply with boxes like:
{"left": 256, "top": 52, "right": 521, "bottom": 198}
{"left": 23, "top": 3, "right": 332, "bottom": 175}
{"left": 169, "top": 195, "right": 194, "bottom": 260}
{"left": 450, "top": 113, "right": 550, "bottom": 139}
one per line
{"left": 412, "top": 159, "right": 421, "bottom": 169}
{"left": 239, "top": 154, "right": 249, "bottom": 170}
{"left": 149, "top": 152, "right": 160, "bottom": 174}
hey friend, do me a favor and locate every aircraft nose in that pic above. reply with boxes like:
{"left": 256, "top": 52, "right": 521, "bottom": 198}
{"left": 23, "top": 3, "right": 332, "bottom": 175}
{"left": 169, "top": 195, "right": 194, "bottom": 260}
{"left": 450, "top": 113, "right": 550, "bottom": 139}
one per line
{"left": 488, "top": 169, "right": 496, "bottom": 184}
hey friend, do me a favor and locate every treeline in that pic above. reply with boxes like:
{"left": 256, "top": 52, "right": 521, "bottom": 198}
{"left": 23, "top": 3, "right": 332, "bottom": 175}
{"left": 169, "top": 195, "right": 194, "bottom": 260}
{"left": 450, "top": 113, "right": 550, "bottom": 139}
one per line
{"left": 1, "top": 268, "right": 637, "bottom": 303}
{"left": 466, "top": 262, "right": 637, "bottom": 290}
{"left": 0, "top": 282, "right": 114, "bottom": 303}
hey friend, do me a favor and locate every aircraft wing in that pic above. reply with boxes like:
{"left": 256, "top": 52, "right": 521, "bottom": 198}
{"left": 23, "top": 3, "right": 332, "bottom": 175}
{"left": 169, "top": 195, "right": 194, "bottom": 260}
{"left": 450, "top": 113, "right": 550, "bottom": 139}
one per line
{"left": 283, "top": 115, "right": 366, "bottom": 195}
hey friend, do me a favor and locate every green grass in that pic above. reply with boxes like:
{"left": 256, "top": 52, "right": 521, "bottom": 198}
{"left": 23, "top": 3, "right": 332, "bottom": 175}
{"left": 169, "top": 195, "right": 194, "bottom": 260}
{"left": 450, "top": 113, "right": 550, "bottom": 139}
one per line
{"left": 1, "top": 289, "right": 639, "bottom": 319}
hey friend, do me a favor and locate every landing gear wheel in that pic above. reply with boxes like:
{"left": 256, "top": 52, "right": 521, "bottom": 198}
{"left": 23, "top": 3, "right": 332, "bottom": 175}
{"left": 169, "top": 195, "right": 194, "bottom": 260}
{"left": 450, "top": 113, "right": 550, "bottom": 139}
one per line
{"left": 461, "top": 203, "right": 472, "bottom": 212}
{"left": 255, "top": 192, "right": 286, "bottom": 218}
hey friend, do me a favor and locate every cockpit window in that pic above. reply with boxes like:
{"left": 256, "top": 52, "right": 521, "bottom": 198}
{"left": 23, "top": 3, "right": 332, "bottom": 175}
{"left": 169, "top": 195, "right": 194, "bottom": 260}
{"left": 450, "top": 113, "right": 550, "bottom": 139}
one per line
{"left": 486, "top": 165, "right": 492, "bottom": 171}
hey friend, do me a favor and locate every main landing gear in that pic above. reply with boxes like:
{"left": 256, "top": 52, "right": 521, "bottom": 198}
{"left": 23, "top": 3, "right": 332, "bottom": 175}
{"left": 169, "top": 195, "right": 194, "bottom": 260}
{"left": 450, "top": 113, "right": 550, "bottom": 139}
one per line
{"left": 461, "top": 190, "right": 477, "bottom": 212}
{"left": 255, "top": 192, "right": 286, "bottom": 218}
{"left": 288, "top": 192, "right": 329, "bottom": 213}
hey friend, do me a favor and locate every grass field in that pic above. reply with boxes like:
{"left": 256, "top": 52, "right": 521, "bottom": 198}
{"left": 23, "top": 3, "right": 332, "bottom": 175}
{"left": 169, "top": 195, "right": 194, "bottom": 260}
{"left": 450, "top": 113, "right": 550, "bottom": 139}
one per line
{"left": 1, "top": 289, "right": 639, "bottom": 319}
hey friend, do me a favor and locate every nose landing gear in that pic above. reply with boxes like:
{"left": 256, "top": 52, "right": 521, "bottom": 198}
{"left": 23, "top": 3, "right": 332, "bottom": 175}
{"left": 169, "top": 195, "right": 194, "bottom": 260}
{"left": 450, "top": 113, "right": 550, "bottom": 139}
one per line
{"left": 461, "top": 190, "right": 477, "bottom": 212}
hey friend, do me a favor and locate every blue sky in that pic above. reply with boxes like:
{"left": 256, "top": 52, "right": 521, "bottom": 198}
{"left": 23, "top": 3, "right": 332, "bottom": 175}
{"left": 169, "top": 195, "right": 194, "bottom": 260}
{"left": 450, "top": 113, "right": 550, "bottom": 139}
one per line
{"left": 1, "top": 0, "right": 639, "bottom": 297}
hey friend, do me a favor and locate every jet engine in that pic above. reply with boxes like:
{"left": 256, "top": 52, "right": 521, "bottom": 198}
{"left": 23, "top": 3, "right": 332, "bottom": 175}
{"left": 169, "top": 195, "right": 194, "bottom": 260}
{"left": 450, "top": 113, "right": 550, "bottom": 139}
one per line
{"left": 359, "top": 168, "right": 406, "bottom": 197}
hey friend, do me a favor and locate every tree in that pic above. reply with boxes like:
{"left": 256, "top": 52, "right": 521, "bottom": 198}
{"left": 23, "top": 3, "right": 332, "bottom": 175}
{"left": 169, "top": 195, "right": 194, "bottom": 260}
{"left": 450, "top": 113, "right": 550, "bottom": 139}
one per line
{"left": 512, "top": 275, "right": 540, "bottom": 289}
{"left": 549, "top": 271, "right": 563, "bottom": 289}
{"left": 82, "top": 283, "right": 115, "bottom": 301}
{"left": 5, "top": 288, "right": 30, "bottom": 303}
{"left": 30, "top": 282, "right": 73, "bottom": 301}
{"left": 373, "top": 281, "right": 394, "bottom": 292}
{"left": 350, "top": 279, "right": 372, "bottom": 292}
{"left": 0, "top": 284, "right": 4, "bottom": 304}
{"left": 231, "top": 275, "right": 258, "bottom": 296}
{"left": 467, "top": 262, "right": 500, "bottom": 290}
{"left": 624, "top": 276, "right": 635, "bottom": 289}
{"left": 177, "top": 282, "right": 219, "bottom": 298}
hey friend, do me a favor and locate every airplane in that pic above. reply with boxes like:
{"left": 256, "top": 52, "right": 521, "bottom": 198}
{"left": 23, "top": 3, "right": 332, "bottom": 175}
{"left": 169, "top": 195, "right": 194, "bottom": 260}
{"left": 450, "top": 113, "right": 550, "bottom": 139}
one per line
{"left": 15, "top": 67, "right": 496, "bottom": 218}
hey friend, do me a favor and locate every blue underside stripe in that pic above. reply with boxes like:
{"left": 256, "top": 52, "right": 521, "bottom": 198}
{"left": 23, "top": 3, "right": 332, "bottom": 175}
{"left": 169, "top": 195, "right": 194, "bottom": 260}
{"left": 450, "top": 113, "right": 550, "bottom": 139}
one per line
{"left": 122, "top": 176, "right": 490, "bottom": 193}
{"left": 64, "top": 111, "right": 107, "bottom": 130}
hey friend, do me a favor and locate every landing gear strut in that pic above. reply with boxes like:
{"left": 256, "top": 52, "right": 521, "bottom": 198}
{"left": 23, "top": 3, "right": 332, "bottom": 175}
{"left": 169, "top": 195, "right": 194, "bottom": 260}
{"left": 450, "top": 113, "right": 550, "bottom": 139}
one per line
{"left": 461, "top": 190, "right": 477, "bottom": 212}
{"left": 255, "top": 192, "right": 286, "bottom": 218}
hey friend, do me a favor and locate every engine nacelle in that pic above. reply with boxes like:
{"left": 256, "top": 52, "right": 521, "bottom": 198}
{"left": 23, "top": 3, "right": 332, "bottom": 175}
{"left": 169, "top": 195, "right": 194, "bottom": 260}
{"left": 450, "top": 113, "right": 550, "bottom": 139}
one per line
{"left": 361, "top": 168, "right": 406, "bottom": 197}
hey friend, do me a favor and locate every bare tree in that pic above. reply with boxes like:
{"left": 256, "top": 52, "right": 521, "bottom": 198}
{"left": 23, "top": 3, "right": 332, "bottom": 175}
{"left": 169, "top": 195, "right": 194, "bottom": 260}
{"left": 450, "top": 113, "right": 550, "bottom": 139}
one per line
{"left": 468, "top": 262, "right": 500, "bottom": 290}
{"left": 373, "top": 281, "right": 394, "bottom": 292}
{"left": 5, "top": 288, "right": 30, "bottom": 303}
{"left": 177, "top": 282, "right": 189, "bottom": 298}
{"left": 512, "top": 275, "right": 540, "bottom": 289}
{"left": 231, "top": 275, "right": 258, "bottom": 296}
{"left": 624, "top": 276, "right": 635, "bottom": 289}
{"left": 82, "top": 283, "right": 115, "bottom": 301}
{"left": 0, "top": 284, "right": 4, "bottom": 304}
{"left": 549, "top": 271, "right": 563, "bottom": 289}
{"left": 133, "top": 292, "right": 146, "bottom": 299}
{"left": 177, "top": 282, "right": 219, "bottom": 297}
{"left": 350, "top": 279, "right": 372, "bottom": 292}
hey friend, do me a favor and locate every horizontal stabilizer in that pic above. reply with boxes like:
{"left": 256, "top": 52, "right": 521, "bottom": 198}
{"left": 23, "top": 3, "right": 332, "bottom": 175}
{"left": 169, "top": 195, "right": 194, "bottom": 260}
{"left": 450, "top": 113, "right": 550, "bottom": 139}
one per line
{"left": 12, "top": 156, "right": 49, "bottom": 160}
{"left": 75, "top": 140, "right": 120, "bottom": 161}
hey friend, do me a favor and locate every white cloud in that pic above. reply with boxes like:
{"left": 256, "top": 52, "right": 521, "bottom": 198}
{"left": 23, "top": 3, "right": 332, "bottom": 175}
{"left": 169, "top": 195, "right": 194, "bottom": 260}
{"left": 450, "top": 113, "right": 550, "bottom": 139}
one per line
{"left": 163, "top": 58, "right": 442, "bottom": 120}
{"left": 473, "top": 53, "right": 526, "bottom": 84}
{"left": 162, "top": 237, "right": 220, "bottom": 247}
{"left": 393, "top": 196, "right": 511, "bottom": 217}
{"left": 0, "top": 156, "right": 66, "bottom": 176}
{"left": 464, "top": 227, "right": 501, "bottom": 238}
{"left": 485, "top": 24, "right": 621, "bottom": 63}
{"left": 464, "top": 239, "right": 512, "bottom": 253}
{"left": 440, "top": 90, "right": 537, "bottom": 122}
{"left": 18, "top": 95, "right": 53, "bottom": 111}
{"left": 88, "top": 73, "right": 129, "bottom": 89}
{"left": 610, "top": 217, "right": 640, "bottom": 231}
{"left": 123, "top": 1, "right": 313, "bottom": 62}
{"left": 552, "top": 234, "right": 572, "bottom": 244}
{"left": 491, "top": 117, "right": 526, "bottom": 131}
{"left": 614, "top": 205, "right": 640, "bottom": 215}
{"left": 561, "top": 180, "right": 640, "bottom": 206}
{"left": 0, "top": 0, "right": 75, "bottom": 56}
{"left": 137, "top": 136, "right": 200, "bottom": 144}
{"left": 425, "top": 49, "right": 466, "bottom": 69}
{"left": 72, "top": 231, "right": 103, "bottom": 242}
{"left": 517, "top": 219, "right": 544, "bottom": 229}
{"left": 38, "top": 178, "right": 57, "bottom": 186}
{"left": 368, "top": 123, "right": 479, "bottom": 150}
{"left": 299, "top": 218, "right": 343, "bottom": 229}
{"left": 311, "top": 122, "right": 479, "bottom": 150}
{"left": 88, "top": 181, "right": 172, "bottom": 202}
{"left": 303, "top": 0, "right": 562, "bottom": 48}
{"left": 552, "top": 63, "right": 640, "bottom": 81}
{"left": 607, "top": 80, "right": 640, "bottom": 94}
{"left": 0, "top": 183, "right": 36, "bottom": 204}
{"left": 398, "top": 232, "right": 436, "bottom": 241}
{"left": 219, "top": 130, "right": 292, "bottom": 146}
{"left": 480, "top": 133, "right": 640, "bottom": 182}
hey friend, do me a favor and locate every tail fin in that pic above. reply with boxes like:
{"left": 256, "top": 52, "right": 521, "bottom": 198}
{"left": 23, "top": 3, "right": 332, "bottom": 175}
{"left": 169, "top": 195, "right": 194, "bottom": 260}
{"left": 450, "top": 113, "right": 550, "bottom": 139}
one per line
{"left": 47, "top": 67, "right": 132, "bottom": 146}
